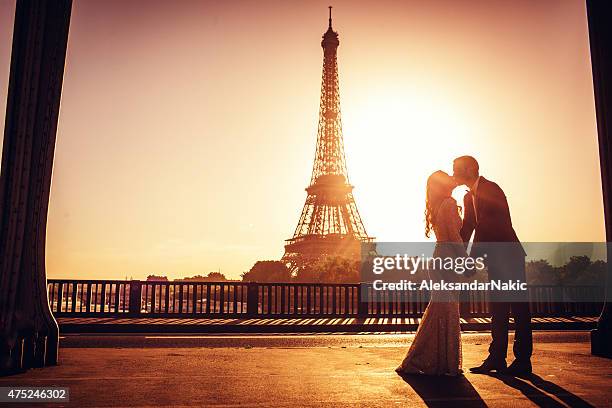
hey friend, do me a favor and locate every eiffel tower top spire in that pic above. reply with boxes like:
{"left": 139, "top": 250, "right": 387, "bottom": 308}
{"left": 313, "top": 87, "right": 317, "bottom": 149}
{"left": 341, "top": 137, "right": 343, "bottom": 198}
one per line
{"left": 321, "top": 6, "right": 339, "bottom": 51}
{"left": 312, "top": 5, "right": 345, "bottom": 185}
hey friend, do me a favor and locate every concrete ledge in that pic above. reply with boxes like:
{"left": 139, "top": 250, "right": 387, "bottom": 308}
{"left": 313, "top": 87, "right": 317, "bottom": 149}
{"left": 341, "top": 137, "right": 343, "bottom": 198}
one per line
{"left": 56, "top": 316, "right": 598, "bottom": 334}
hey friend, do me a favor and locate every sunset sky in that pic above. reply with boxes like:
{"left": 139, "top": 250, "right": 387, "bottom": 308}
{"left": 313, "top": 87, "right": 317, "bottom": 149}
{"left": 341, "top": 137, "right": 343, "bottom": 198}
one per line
{"left": 0, "top": 0, "right": 605, "bottom": 280}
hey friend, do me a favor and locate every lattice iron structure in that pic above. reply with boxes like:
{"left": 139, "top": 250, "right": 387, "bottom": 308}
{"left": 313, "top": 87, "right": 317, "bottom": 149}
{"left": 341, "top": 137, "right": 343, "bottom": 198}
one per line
{"left": 282, "top": 8, "right": 373, "bottom": 272}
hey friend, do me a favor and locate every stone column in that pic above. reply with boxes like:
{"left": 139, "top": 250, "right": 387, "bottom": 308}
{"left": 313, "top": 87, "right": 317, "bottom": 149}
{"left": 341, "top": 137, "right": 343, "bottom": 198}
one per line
{"left": 0, "top": 0, "right": 72, "bottom": 374}
{"left": 587, "top": 0, "right": 612, "bottom": 358}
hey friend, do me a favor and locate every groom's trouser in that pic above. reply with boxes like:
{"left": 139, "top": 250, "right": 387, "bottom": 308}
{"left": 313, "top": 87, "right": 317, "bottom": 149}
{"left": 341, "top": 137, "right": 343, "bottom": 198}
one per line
{"left": 489, "top": 301, "right": 533, "bottom": 362}
{"left": 487, "top": 256, "right": 533, "bottom": 363}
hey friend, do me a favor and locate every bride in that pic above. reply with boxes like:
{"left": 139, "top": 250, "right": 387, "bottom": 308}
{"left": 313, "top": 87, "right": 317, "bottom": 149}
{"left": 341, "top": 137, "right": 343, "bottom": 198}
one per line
{"left": 396, "top": 170, "right": 467, "bottom": 377}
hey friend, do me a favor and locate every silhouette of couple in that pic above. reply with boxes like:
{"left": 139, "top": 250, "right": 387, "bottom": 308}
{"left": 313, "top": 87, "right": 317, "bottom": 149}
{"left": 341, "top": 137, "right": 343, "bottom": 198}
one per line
{"left": 396, "top": 156, "right": 533, "bottom": 377}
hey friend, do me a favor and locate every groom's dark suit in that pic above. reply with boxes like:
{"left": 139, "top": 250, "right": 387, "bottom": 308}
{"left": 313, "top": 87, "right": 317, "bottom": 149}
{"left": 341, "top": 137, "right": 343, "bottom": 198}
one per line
{"left": 460, "top": 176, "right": 532, "bottom": 363}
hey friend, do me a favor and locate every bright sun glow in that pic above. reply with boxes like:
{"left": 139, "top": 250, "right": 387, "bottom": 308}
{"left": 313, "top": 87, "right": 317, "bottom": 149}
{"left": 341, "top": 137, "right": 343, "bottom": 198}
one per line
{"left": 343, "top": 88, "right": 472, "bottom": 242}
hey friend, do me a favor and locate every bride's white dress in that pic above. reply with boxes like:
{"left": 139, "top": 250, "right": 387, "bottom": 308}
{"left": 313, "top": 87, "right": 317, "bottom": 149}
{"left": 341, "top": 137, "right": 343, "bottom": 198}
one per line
{"left": 396, "top": 197, "right": 466, "bottom": 376}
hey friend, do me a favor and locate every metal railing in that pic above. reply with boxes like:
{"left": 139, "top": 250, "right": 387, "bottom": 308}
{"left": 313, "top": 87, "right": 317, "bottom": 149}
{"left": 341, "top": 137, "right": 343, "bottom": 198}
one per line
{"left": 46, "top": 280, "right": 604, "bottom": 319}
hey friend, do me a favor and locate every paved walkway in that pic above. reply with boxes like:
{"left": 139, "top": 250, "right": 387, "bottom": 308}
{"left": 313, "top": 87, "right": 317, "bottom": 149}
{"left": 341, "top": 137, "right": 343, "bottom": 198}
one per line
{"left": 0, "top": 331, "right": 610, "bottom": 407}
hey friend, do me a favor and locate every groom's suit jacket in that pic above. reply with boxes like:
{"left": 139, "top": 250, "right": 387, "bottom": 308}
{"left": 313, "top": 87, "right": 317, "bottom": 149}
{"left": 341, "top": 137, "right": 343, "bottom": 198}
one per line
{"left": 460, "top": 177, "right": 526, "bottom": 281}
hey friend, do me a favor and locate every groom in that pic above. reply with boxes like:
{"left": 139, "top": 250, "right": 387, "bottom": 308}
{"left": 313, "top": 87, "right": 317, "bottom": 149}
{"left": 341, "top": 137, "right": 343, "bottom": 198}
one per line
{"left": 453, "top": 155, "right": 533, "bottom": 375}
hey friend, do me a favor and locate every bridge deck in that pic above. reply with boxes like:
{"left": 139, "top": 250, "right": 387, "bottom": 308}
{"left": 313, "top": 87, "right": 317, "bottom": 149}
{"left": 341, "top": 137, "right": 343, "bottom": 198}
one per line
{"left": 2, "top": 332, "right": 610, "bottom": 407}
{"left": 57, "top": 315, "right": 598, "bottom": 333}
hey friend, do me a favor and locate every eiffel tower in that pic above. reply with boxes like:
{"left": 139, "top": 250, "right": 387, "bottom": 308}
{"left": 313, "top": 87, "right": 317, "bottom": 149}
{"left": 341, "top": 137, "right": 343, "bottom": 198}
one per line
{"left": 282, "top": 7, "right": 373, "bottom": 272}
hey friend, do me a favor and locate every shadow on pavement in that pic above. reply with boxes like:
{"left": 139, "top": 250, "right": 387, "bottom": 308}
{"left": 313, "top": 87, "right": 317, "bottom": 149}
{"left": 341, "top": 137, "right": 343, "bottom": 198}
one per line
{"left": 398, "top": 373, "right": 487, "bottom": 408}
{"left": 485, "top": 373, "right": 595, "bottom": 408}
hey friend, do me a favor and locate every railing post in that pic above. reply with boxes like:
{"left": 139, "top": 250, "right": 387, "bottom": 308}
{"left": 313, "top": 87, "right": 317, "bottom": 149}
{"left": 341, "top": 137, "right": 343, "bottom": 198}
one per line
{"left": 56, "top": 283, "right": 64, "bottom": 314}
{"left": 459, "top": 291, "right": 470, "bottom": 318}
{"left": 357, "top": 283, "right": 368, "bottom": 318}
{"left": 178, "top": 284, "right": 184, "bottom": 314}
{"left": 246, "top": 282, "right": 259, "bottom": 317}
{"left": 128, "top": 280, "right": 142, "bottom": 316}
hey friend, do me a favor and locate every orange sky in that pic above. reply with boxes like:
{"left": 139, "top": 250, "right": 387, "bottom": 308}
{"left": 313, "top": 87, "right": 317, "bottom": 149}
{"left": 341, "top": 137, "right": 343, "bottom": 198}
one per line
{"left": 0, "top": 0, "right": 605, "bottom": 280}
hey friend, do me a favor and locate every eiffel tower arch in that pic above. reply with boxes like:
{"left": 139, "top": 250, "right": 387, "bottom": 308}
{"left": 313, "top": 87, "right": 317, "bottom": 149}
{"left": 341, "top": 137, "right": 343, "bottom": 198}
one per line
{"left": 282, "top": 8, "right": 374, "bottom": 272}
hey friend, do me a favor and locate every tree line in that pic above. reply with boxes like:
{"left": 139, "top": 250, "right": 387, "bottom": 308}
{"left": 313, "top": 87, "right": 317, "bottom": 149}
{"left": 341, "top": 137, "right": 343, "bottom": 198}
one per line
{"left": 145, "top": 255, "right": 606, "bottom": 285}
{"left": 241, "top": 255, "right": 607, "bottom": 285}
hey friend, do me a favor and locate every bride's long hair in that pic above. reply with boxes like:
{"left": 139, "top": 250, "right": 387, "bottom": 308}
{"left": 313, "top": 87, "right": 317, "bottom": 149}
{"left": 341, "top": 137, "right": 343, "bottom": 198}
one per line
{"left": 425, "top": 170, "right": 458, "bottom": 238}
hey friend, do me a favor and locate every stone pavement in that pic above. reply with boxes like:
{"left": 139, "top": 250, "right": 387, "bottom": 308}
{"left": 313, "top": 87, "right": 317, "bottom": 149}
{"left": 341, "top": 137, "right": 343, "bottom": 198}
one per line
{"left": 0, "top": 331, "right": 610, "bottom": 407}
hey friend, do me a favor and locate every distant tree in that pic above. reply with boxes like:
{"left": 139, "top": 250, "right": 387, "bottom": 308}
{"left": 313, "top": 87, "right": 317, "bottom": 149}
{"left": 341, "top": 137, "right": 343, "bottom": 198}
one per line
{"left": 293, "top": 260, "right": 324, "bottom": 283}
{"left": 526, "top": 260, "right": 558, "bottom": 285}
{"left": 571, "top": 259, "right": 606, "bottom": 285}
{"left": 178, "top": 275, "right": 205, "bottom": 282}
{"left": 206, "top": 271, "right": 227, "bottom": 281}
{"left": 296, "top": 256, "right": 361, "bottom": 283}
{"left": 179, "top": 272, "right": 228, "bottom": 282}
{"left": 146, "top": 275, "right": 169, "bottom": 281}
{"left": 525, "top": 256, "right": 607, "bottom": 286}
{"left": 587, "top": 260, "right": 607, "bottom": 282}
{"left": 241, "top": 261, "right": 292, "bottom": 282}
{"left": 561, "top": 256, "right": 591, "bottom": 282}
{"left": 557, "top": 255, "right": 593, "bottom": 285}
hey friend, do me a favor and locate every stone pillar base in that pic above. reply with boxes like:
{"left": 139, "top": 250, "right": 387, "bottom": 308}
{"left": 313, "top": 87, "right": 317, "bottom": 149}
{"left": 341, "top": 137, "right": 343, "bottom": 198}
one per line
{"left": 591, "top": 328, "right": 612, "bottom": 358}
